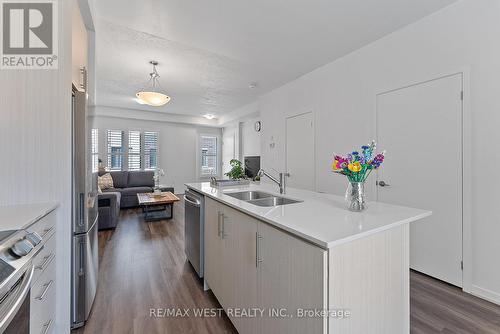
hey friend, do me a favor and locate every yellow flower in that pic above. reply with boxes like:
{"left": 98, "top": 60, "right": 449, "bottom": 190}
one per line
{"left": 348, "top": 162, "right": 362, "bottom": 173}
{"left": 332, "top": 160, "right": 339, "bottom": 170}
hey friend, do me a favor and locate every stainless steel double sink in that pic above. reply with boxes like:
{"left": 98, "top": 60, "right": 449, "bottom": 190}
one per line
{"left": 225, "top": 191, "right": 302, "bottom": 207}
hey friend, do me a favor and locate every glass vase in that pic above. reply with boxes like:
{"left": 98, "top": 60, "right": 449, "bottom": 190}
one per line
{"left": 345, "top": 181, "right": 366, "bottom": 212}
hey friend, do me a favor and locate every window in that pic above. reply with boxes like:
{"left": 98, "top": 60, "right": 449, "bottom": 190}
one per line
{"left": 144, "top": 131, "right": 158, "bottom": 170}
{"left": 106, "top": 130, "right": 158, "bottom": 171}
{"left": 91, "top": 129, "right": 99, "bottom": 173}
{"left": 128, "top": 130, "right": 141, "bottom": 171}
{"left": 200, "top": 135, "right": 218, "bottom": 176}
{"left": 107, "top": 130, "right": 124, "bottom": 170}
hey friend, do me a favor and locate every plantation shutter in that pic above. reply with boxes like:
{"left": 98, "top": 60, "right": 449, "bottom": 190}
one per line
{"left": 107, "top": 130, "right": 124, "bottom": 170}
{"left": 200, "top": 136, "right": 218, "bottom": 176}
{"left": 144, "top": 131, "right": 158, "bottom": 170}
{"left": 128, "top": 130, "right": 142, "bottom": 170}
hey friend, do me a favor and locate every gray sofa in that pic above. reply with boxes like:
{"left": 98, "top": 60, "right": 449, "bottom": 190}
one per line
{"left": 98, "top": 171, "right": 174, "bottom": 230}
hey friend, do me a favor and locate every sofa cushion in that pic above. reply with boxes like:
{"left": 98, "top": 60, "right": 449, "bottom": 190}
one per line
{"left": 109, "top": 171, "right": 129, "bottom": 188}
{"left": 120, "top": 186, "right": 153, "bottom": 196}
{"left": 128, "top": 171, "right": 154, "bottom": 187}
{"left": 102, "top": 187, "right": 122, "bottom": 193}
{"left": 98, "top": 173, "right": 114, "bottom": 190}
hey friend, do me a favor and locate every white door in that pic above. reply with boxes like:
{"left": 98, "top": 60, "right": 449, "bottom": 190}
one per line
{"left": 286, "top": 112, "right": 315, "bottom": 190}
{"left": 376, "top": 73, "right": 463, "bottom": 287}
{"left": 222, "top": 128, "right": 236, "bottom": 175}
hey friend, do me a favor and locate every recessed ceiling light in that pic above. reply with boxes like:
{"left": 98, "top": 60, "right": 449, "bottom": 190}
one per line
{"left": 204, "top": 114, "right": 216, "bottom": 120}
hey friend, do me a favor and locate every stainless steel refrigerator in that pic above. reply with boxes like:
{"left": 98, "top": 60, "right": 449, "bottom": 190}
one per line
{"left": 71, "top": 89, "right": 99, "bottom": 329}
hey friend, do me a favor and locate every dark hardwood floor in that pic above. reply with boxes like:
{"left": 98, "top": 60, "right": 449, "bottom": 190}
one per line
{"left": 411, "top": 271, "right": 500, "bottom": 333}
{"left": 74, "top": 199, "right": 500, "bottom": 334}
{"left": 73, "top": 199, "right": 237, "bottom": 334}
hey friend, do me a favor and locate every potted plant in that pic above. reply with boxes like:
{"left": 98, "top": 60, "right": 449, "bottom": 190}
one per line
{"left": 332, "top": 141, "right": 386, "bottom": 212}
{"left": 225, "top": 159, "right": 246, "bottom": 180}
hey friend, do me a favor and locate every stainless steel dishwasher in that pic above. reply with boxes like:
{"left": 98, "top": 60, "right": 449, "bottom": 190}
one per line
{"left": 184, "top": 189, "right": 204, "bottom": 278}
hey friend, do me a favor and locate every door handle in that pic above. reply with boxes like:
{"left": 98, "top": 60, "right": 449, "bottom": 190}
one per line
{"left": 79, "top": 193, "right": 85, "bottom": 226}
{"left": 217, "top": 212, "right": 222, "bottom": 237}
{"left": 256, "top": 233, "right": 263, "bottom": 268}
{"left": 377, "top": 180, "right": 390, "bottom": 187}
{"left": 78, "top": 241, "right": 85, "bottom": 276}
{"left": 184, "top": 195, "right": 200, "bottom": 207}
{"left": 35, "top": 280, "right": 53, "bottom": 301}
{"left": 221, "top": 214, "right": 228, "bottom": 239}
{"left": 41, "top": 319, "right": 53, "bottom": 334}
{"left": 35, "top": 253, "right": 55, "bottom": 271}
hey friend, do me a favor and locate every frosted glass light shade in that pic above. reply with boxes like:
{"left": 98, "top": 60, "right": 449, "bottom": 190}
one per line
{"left": 136, "top": 91, "right": 171, "bottom": 107}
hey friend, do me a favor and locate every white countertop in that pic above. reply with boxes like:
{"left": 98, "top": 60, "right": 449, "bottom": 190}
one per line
{"left": 186, "top": 182, "right": 431, "bottom": 249}
{"left": 0, "top": 202, "right": 59, "bottom": 231}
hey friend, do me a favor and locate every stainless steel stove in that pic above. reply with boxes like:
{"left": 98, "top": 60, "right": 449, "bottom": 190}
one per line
{"left": 0, "top": 229, "right": 44, "bottom": 333}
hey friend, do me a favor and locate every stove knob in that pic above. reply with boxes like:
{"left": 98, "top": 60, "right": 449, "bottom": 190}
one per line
{"left": 11, "top": 239, "right": 34, "bottom": 257}
{"left": 25, "top": 232, "right": 43, "bottom": 246}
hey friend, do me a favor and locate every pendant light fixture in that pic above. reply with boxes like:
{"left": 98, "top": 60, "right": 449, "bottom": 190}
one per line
{"left": 136, "top": 61, "right": 171, "bottom": 107}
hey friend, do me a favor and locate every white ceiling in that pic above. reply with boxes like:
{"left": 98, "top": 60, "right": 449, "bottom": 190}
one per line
{"left": 94, "top": 0, "right": 457, "bottom": 122}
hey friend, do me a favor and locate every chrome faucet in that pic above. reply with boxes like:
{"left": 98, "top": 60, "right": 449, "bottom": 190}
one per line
{"left": 257, "top": 169, "right": 290, "bottom": 194}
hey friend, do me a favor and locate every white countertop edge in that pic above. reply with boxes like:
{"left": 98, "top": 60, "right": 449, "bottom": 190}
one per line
{"left": 0, "top": 202, "right": 59, "bottom": 231}
{"left": 185, "top": 183, "right": 432, "bottom": 249}
{"left": 323, "top": 210, "right": 432, "bottom": 248}
{"left": 23, "top": 202, "right": 59, "bottom": 229}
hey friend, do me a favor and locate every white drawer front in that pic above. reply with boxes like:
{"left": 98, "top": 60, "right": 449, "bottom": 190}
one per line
{"left": 32, "top": 234, "right": 56, "bottom": 284}
{"left": 30, "top": 258, "right": 56, "bottom": 334}
{"left": 28, "top": 211, "right": 56, "bottom": 241}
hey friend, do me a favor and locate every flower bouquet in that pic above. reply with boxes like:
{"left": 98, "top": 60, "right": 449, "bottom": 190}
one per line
{"left": 332, "top": 141, "right": 385, "bottom": 211}
{"left": 153, "top": 168, "right": 165, "bottom": 195}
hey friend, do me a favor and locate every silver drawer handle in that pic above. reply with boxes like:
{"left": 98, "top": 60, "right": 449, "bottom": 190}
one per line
{"left": 221, "top": 214, "right": 228, "bottom": 239}
{"left": 36, "top": 280, "right": 53, "bottom": 301}
{"left": 41, "top": 318, "right": 53, "bottom": 334}
{"left": 256, "top": 233, "right": 263, "bottom": 267}
{"left": 35, "top": 253, "right": 55, "bottom": 271}
{"left": 217, "top": 212, "right": 222, "bottom": 237}
{"left": 41, "top": 226, "right": 54, "bottom": 239}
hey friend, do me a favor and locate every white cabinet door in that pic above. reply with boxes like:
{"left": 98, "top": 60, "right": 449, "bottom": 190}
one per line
{"left": 222, "top": 206, "right": 259, "bottom": 334}
{"left": 258, "top": 223, "right": 327, "bottom": 334}
{"left": 204, "top": 198, "right": 225, "bottom": 302}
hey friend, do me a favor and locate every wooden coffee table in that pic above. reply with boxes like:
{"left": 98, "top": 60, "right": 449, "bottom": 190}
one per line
{"left": 137, "top": 192, "right": 180, "bottom": 221}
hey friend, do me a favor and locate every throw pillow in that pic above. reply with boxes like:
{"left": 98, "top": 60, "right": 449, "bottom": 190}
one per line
{"left": 98, "top": 173, "right": 114, "bottom": 190}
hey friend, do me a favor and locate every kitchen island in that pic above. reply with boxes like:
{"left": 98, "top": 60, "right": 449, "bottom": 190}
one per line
{"left": 186, "top": 182, "right": 431, "bottom": 334}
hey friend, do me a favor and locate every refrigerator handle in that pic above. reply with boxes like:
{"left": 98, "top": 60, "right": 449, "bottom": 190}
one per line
{"left": 79, "top": 193, "right": 85, "bottom": 227}
{"left": 78, "top": 240, "right": 85, "bottom": 276}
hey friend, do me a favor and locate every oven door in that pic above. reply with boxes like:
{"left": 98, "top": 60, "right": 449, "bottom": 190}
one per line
{"left": 0, "top": 265, "right": 34, "bottom": 334}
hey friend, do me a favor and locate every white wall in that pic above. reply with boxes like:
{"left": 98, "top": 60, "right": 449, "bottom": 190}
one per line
{"left": 253, "top": 0, "right": 500, "bottom": 304}
{"left": 0, "top": 1, "right": 73, "bottom": 332}
{"left": 222, "top": 124, "right": 240, "bottom": 174}
{"left": 92, "top": 114, "right": 222, "bottom": 192}
{"left": 241, "top": 117, "right": 261, "bottom": 158}
{"left": 72, "top": 1, "right": 88, "bottom": 88}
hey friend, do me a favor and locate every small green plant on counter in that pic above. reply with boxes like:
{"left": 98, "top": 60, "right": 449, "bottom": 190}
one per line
{"left": 225, "top": 159, "right": 246, "bottom": 180}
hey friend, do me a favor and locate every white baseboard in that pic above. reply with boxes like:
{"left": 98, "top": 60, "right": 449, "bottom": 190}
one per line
{"left": 471, "top": 285, "right": 500, "bottom": 306}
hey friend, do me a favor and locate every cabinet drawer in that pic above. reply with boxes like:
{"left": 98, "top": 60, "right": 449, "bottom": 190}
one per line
{"left": 32, "top": 234, "right": 56, "bottom": 284}
{"left": 28, "top": 211, "right": 56, "bottom": 241}
{"left": 30, "top": 259, "right": 56, "bottom": 334}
